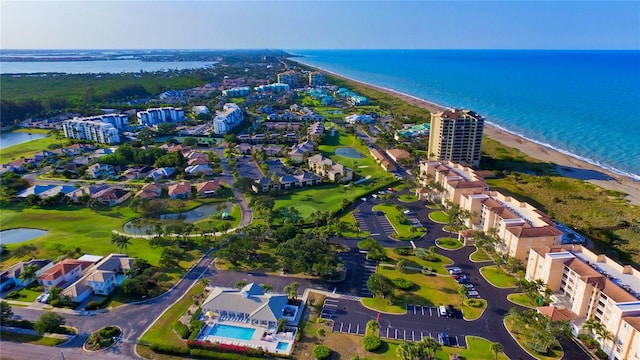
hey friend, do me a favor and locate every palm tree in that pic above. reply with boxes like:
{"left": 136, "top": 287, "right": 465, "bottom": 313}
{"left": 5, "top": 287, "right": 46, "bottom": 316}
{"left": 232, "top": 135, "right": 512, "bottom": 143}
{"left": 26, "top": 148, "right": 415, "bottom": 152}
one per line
{"left": 583, "top": 317, "right": 613, "bottom": 344}
{"left": 396, "top": 341, "right": 415, "bottom": 360}
{"left": 490, "top": 342, "right": 503, "bottom": 360}
{"left": 284, "top": 282, "right": 300, "bottom": 302}
{"left": 396, "top": 259, "right": 408, "bottom": 279}
{"left": 200, "top": 277, "right": 210, "bottom": 288}
{"left": 18, "top": 264, "right": 39, "bottom": 285}
{"left": 419, "top": 337, "right": 442, "bottom": 360}
{"left": 110, "top": 233, "right": 132, "bottom": 255}
{"left": 234, "top": 280, "right": 247, "bottom": 289}
{"left": 259, "top": 283, "right": 273, "bottom": 293}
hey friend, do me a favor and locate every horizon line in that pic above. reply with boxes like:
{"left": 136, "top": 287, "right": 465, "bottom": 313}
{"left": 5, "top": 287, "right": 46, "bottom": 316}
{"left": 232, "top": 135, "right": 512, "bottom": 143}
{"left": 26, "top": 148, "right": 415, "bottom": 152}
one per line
{"left": 1, "top": 48, "right": 639, "bottom": 52}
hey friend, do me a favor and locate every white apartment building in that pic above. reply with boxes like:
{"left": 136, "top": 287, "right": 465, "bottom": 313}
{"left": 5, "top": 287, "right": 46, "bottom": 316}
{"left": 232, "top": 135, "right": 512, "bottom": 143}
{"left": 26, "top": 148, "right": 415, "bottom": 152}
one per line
{"left": 63, "top": 118, "right": 121, "bottom": 144}
{"left": 137, "top": 107, "right": 185, "bottom": 126}
{"left": 526, "top": 245, "right": 640, "bottom": 360}
{"left": 213, "top": 103, "right": 243, "bottom": 135}
{"left": 254, "top": 83, "right": 290, "bottom": 93}
{"left": 308, "top": 71, "right": 325, "bottom": 86}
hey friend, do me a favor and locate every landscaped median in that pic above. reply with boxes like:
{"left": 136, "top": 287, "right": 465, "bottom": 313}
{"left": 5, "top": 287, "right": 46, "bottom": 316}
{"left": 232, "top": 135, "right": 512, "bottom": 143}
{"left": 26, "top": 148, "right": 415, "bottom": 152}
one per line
{"left": 428, "top": 210, "right": 449, "bottom": 223}
{"left": 470, "top": 248, "right": 492, "bottom": 262}
{"left": 480, "top": 265, "right": 518, "bottom": 288}
{"left": 372, "top": 204, "right": 426, "bottom": 240}
{"left": 507, "top": 293, "right": 537, "bottom": 308}
{"left": 435, "top": 237, "right": 463, "bottom": 250}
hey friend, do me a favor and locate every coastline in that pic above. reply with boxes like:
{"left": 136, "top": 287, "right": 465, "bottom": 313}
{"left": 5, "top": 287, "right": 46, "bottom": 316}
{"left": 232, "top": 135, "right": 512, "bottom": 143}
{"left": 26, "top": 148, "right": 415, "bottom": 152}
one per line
{"left": 290, "top": 58, "right": 640, "bottom": 206}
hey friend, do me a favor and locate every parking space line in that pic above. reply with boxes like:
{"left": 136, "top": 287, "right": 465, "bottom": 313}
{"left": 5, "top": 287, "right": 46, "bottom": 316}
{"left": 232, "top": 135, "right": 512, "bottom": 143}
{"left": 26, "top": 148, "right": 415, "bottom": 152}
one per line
{"left": 395, "top": 328, "right": 398, "bottom": 339}
{"left": 403, "top": 329, "right": 406, "bottom": 341}
{"left": 429, "top": 307, "right": 433, "bottom": 316}
{"left": 356, "top": 324, "right": 360, "bottom": 335}
{"left": 421, "top": 305, "right": 424, "bottom": 315}
{"left": 413, "top": 305, "right": 416, "bottom": 315}
{"left": 420, "top": 331, "right": 424, "bottom": 341}
{"left": 348, "top": 323, "right": 352, "bottom": 334}
{"left": 412, "top": 330, "right": 415, "bottom": 342}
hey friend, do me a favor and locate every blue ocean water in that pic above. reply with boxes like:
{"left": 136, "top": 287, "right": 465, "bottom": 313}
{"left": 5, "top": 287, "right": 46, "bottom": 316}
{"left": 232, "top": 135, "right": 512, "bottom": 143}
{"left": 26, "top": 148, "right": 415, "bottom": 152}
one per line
{"left": 291, "top": 50, "right": 640, "bottom": 180}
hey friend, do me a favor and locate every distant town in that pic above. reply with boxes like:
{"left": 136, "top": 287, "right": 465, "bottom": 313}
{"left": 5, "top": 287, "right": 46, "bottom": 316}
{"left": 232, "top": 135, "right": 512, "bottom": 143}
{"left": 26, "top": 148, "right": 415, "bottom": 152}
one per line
{"left": 1, "top": 50, "right": 638, "bottom": 360}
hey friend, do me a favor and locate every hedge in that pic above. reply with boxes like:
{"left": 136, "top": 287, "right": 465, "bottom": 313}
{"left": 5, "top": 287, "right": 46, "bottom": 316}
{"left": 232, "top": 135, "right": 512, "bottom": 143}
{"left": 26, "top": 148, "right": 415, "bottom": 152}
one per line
{"left": 149, "top": 343, "right": 190, "bottom": 355}
{"left": 172, "top": 321, "right": 190, "bottom": 339}
{"left": 189, "top": 349, "right": 265, "bottom": 360}
{"left": 392, "top": 278, "right": 415, "bottom": 290}
{"left": 186, "top": 340, "right": 265, "bottom": 357}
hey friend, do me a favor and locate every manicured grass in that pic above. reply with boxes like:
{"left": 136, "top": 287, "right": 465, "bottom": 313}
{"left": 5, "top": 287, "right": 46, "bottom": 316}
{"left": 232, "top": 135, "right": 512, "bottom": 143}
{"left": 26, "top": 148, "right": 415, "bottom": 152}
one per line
{"left": 0, "top": 330, "right": 67, "bottom": 346}
{"left": 372, "top": 204, "right": 426, "bottom": 240}
{"left": 193, "top": 203, "right": 242, "bottom": 231}
{"left": 429, "top": 210, "right": 449, "bottom": 223}
{"left": 5, "top": 285, "right": 42, "bottom": 303}
{"left": 338, "top": 212, "right": 369, "bottom": 238}
{"left": 361, "top": 297, "right": 405, "bottom": 314}
{"left": 470, "top": 248, "right": 492, "bottom": 262}
{"left": 507, "top": 293, "right": 537, "bottom": 308}
{"left": 480, "top": 266, "right": 519, "bottom": 288}
{"left": 384, "top": 248, "right": 452, "bottom": 275}
{"left": 436, "top": 237, "right": 463, "bottom": 250}
{"left": 397, "top": 194, "right": 418, "bottom": 203}
{"left": 450, "top": 336, "right": 509, "bottom": 360}
{"left": 139, "top": 283, "right": 204, "bottom": 347}
{"left": 0, "top": 134, "right": 68, "bottom": 162}
{"left": 505, "top": 320, "right": 563, "bottom": 360}
{"left": 462, "top": 299, "right": 487, "bottom": 321}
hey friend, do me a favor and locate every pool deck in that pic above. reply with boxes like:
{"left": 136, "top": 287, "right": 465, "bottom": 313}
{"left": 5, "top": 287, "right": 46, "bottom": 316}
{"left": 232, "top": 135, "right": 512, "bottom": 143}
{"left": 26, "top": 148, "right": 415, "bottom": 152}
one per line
{"left": 200, "top": 319, "right": 295, "bottom": 355}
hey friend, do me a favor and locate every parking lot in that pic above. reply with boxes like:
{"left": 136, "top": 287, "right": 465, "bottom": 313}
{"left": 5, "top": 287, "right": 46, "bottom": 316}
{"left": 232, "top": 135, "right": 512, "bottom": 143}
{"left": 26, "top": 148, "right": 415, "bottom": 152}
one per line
{"left": 235, "top": 156, "right": 263, "bottom": 180}
{"left": 320, "top": 298, "right": 467, "bottom": 348}
{"left": 353, "top": 203, "right": 396, "bottom": 239}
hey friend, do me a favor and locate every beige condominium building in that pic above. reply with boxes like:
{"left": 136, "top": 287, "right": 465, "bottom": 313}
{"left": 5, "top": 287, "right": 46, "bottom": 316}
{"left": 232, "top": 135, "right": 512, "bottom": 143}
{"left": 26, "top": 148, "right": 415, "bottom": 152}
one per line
{"left": 427, "top": 109, "right": 484, "bottom": 167}
{"left": 277, "top": 70, "right": 298, "bottom": 88}
{"left": 526, "top": 245, "right": 640, "bottom": 360}
{"left": 418, "top": 160, "right": 563, "bottom": 261}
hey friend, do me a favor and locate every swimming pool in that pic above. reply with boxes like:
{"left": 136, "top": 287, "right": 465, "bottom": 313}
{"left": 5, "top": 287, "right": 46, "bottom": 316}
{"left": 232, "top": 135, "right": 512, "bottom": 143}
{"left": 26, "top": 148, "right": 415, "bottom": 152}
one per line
{"left": 208, "top": 324, "right": 256, "bottom": 341}
{"left": 276, "top": 341, "right": 290, "bottom": 351}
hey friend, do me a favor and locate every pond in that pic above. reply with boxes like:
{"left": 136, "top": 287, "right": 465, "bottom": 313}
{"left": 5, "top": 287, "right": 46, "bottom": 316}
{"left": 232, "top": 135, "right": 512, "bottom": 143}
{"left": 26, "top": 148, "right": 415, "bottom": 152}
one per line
{"left": 0, "top": 228, "right": 48, "bottom": 244}
{"left": 123, "top": 202, "right": 234, "bottom": 235}
{"left": 334, "top": 147, "right": 364, "bottom": 159}
{"left": 0, "top": 131, "right": 47, "bottom": 150}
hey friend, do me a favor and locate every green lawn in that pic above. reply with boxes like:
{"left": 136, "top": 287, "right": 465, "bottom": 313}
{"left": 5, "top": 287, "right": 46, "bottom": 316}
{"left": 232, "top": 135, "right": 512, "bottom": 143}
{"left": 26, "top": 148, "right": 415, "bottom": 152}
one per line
{"left": 428, "top": 211, "right": 449, "bottom": 223}
{"left": 5, "top": 285, "right": 42, "bottom": 303}
{"left": 436, "top": 237, "right": 463, "bottom": 250}
{"left": 0, "top": 133, "right": 67, "bottom": 162}
{"left": 505, "top": 320, "right": 563, "bottom": 360}
{"left": 480, "top": 266, "right": 518, "bottom": 288}
{"left": 397, "top": 194, "right": 418, "bottom": 203}
{"left": 361, "top": 297, "right": 405, "bottom": 314}
{"left": 0, "top": 330, "right": 67, "bottom": 346}
{"left": 507, "top": 293, "right": 537, "bottom": 308}
{"left": 384, "top": 248, "right": 452, "bottom": 275}
{"left": 470, "top": 248, "right": 492, "bottom": 262}
{"left": 139, "top": 283, "right": 204, "bottom": 348}
{"left": 372, "top": 204, "right": 426, "bottom": 240}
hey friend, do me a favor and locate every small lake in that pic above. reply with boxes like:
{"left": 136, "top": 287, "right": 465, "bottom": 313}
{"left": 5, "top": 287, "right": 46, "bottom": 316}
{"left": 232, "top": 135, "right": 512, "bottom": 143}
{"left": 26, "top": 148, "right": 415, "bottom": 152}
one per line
{"left": 335, "top": 147, "right": 364, "bottom": 159}
{"left": 0, "top": 131, "right": 47, "bottom": 150}
{"left": 0, "top": 228, "right": 48, "bottom": 244}
{"left": 123, "top": 202, "right": 233, "bottom": 235}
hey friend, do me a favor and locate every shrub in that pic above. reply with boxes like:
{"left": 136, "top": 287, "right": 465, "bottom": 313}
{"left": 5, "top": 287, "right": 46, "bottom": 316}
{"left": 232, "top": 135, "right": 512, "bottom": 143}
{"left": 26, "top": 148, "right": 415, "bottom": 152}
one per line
{"left": 312, "top": 345, "right": 331, "bottom": 360}
{"left": 394, "top": 247, "right": 413, "bottom": 256}
{"left": 189, "top": 320, "right": 205, "bottom": 340}
{"left": 149, "top": 343, "right": 190, "bottom": 355}
{"left": 316, "top": 318, "right": 325, "bottom": 324}
{"left": 595, "top": 348, "right": 608, "bottom": 360}
{"left": 363, "top": 335, "right": 382, "bottom": 351}
{"left": 467, "top": 299, "right": 483, "bottom": 307}
{"left": 99, "top": 326, "right": 118, "bottom": 338}
{"left": 50, "top": 299, "right": 60, "bottom": 307}
{"left": 85, "top": 301, "right": 99, "bottom": 311}
{"left": 6, "top": 291, "right": 19, "bottom": 299}
{"left": 392, "top": 278, "right": 414, "bottom": 290}
{"left": 172, "top": 321, "right": 190, "bottom": 339}
{"left": 317, "top": 328, "right": 326, "bottom": 336}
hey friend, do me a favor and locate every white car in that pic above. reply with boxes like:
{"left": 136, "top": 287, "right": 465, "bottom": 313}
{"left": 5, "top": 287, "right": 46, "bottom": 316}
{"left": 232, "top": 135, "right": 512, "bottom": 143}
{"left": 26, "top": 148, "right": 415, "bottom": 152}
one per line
{"left": 466, "top": 290, "right": 479, "bottom": 297}
{"left": 463, "top": 283, "right": 474, "bottom": 288}
{"left": 448, "top": 267, "right": 463, "bottom": 275}
{"left": 403, "top": 210, "right": 413, "bottom": 215}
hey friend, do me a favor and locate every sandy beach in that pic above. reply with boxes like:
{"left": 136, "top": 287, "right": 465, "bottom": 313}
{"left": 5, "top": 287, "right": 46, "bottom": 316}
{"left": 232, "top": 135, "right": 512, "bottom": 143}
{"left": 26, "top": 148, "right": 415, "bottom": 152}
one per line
{"left": 294, "top": 60, "right": 640, "bottom": 206}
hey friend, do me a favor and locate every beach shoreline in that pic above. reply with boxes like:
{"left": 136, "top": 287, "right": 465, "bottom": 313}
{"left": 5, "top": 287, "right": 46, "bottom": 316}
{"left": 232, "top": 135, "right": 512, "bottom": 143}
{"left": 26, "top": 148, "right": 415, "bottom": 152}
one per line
{"left": 290, "top": 58, "right": 640, "bottom": 206}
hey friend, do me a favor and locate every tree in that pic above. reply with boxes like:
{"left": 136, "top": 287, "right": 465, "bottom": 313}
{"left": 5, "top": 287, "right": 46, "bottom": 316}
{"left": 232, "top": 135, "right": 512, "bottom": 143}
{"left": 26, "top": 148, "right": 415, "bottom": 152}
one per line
{"left": 260, "top": 283, "right": 273, "bottom": 293}
{"left": 396, "top": 341, "right": 417, "bottom": 360}
{"left": 493, "top": 252, "right": 506, "bottom": 272}
{"left": 366, "top": 273, "right": 394, "bottom": 301}
{"left": 582, "top": 317, "right": 613, "bottom": 344}
{"left": 490, "top": 342, "right": 503, "bottom": 360}
{"left": 457, "top": 285, "right": 468, "bottom": 306}
{"left": 110, "top": 233, "right": 132, "bottom": 255}
{"left": 396, "top": 259, "right": 408, "bottom": 279}
{"left": 18, "top": 263, "right": 39, "bottom": 284}
{"left": 284, "top": 282, "right": 300, "bottom": 301}
{"left": 312, "top": 345, "right": 331, "bottom": 360}
{"left": 34, "top": 312, "right": 65, "bottom": 334}
{"left": 0, "top": 301, "right": 13, "bottom": 323}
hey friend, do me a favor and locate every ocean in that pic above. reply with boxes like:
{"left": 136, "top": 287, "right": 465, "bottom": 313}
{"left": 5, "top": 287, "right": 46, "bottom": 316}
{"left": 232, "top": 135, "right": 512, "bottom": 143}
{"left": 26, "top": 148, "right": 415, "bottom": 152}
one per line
{"left": 290, "top": 50, "right": 640, "bottom": 181}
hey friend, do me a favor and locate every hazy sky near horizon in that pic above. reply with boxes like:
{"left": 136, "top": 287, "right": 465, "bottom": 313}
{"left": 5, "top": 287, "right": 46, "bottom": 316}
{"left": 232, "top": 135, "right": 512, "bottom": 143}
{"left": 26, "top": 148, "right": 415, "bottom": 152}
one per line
{"left": 2, "top": 1, "right": 639, "bottom": 50}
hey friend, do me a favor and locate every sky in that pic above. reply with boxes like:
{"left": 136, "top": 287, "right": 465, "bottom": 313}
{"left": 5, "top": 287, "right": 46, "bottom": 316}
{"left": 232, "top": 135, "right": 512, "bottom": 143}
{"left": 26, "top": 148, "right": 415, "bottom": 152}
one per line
{"left": 1, "top": 1, "right": 639, "bottom": 50}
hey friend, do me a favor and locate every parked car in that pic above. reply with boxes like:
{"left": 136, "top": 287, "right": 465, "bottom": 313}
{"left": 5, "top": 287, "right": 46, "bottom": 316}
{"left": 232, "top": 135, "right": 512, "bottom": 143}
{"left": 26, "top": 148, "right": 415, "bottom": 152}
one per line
{"left": 438, "top": 305, "right": 447, "bottom": 317}
{"left": 447, "top": 305, "right": 457, "bottom": 318}
{"left": 36, "top": 293, "right": 46, "bottom": 302}
{"left": 448, "top": 267, "right": 463, "bottom": 275}
{"left": 440, "top": 332, "right": 450, "bottom": 346}
{"left": 456, "top": 275, "right": 470, "bottom": 283}
{"left": 40, "top": 293, "right": 50, "bottom": 303}
{"left": 403, "top": 210, "right": 413, "bottom": 215}
{"left": 466, "top": 290, "right": 479, "bottom": 297}
{"left": 463, "top": 283, "right": 474, "bottom": 288}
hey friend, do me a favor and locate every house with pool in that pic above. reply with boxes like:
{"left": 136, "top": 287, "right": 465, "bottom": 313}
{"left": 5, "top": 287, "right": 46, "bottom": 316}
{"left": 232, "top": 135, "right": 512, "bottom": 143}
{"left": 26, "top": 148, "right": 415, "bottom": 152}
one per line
{"left": 198, "top": 283, "right": 302, "bottom": 355}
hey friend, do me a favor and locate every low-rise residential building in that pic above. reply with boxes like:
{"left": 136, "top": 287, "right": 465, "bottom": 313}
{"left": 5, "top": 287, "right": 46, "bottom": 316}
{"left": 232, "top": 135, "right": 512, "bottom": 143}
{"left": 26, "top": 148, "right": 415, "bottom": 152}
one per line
{"left": 147, "top": 167, "right": 175, "bottom": 181}
{"left": 137, "top": 107, "right": 185, "bottom": 126}
{"left": 307, "top": 154, "right": 353, "bottom": 183}
{"left": 63, "top": 118, "right": 121, "bottom": 144}
{"left": 213, "top": 103, "right": 243, "bottom": 135}
{"left": 307, "top": 122, "right": 325, "bottom": 141}
{"left": 136, "top": 183, "right": 162, "bottom": 199}
{"left": 288, "top": 141, "right": 315, "bottom": 163}
{"left": 395, "top": 123, "right": 430, "bottom": 141}
{"left": 92, "top": 187, "right": 131, "bottom": 206}
{"left": 167, "top": 181, "right": 191, "bottom": 199}
{"left": 195, "top": 180, "right": 220, "bottom": 197}
{"left": 526, "top": 245, "right": 640, "bottom": 360}
{"left": 369, "top": 147, "right": 397, "bottom": 172}
{"left": 38, "top": 258, "right": 94, "bottom": 291}
{"left": 386, "top": 148, "right": 412, "bottom": 163}
{"left": 222, "top": 87, "right": 251, "bottom": 97}
{"left": 0, "top": 259, "right": 54, "bottom": 291}
{"left": 86, "top": 163, "right": 116, "bottom": 179}
{"left": 254, "top": 83, "right": 290, "bottom": 93}
{"left": 61, "top": 254, "right": 134, "bottom": 303}
{"left": 345, "top": 114, "right": 374, "bottom": 124}
{"left": 185, "top": 164, "right": 214, "bottom": 176}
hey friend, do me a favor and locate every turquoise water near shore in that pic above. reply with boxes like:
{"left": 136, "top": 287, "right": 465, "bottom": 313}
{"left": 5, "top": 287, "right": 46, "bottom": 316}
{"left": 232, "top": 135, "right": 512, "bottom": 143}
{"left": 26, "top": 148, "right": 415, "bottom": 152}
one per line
{"left": 291, "top": 50, "right": 640, "bottom": 180}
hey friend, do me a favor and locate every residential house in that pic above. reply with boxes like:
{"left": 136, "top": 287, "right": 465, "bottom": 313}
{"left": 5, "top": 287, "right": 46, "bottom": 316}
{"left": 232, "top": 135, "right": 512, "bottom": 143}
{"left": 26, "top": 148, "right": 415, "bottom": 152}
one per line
{"left": 368, "top": 147, "right": 397, "bottom": 172}
{"left": 18, "top": 184, "right": 78, "bottom": 200}
{"left": 288, "top": 141, "right": 315, "bottom": 164}
{"left": 195, "top": 180, "right": 220, "bottom": 197}
{"left": 185, "top": 164, "right": 214, "bottom": 176}
{"left": 86, "top": 163, "right": 116, "bottom": 179}
{"left": 147, "top": 167, "right": 175, "bottom": 181}
{"left": 0, "top": 259, "right": 53, "bottom": 291}
{"left": 92, "top": 187, "right": 132, "bottom": 206}
{"left": 136, "top": 183, "right": 163, "bottom": 200}
{"left": 386, "top": 148, "right": 412, "bottom": 163}
{"left": 38, "top": 259, "right": 94, "bottom": 291}
{"left": 123, "top": 166, "right": 153, "bottom": 180}
{"left": 188, "top": 157, "right": 209, "bottom": 166}
{"left": 167, "top": 181, "right": 191, "bottom": 199}
{"left": 307, "top": 154, "right": 353, "bottom": 183}
{"left": 62, "top": 254, "right": 134, "bottom": 303}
